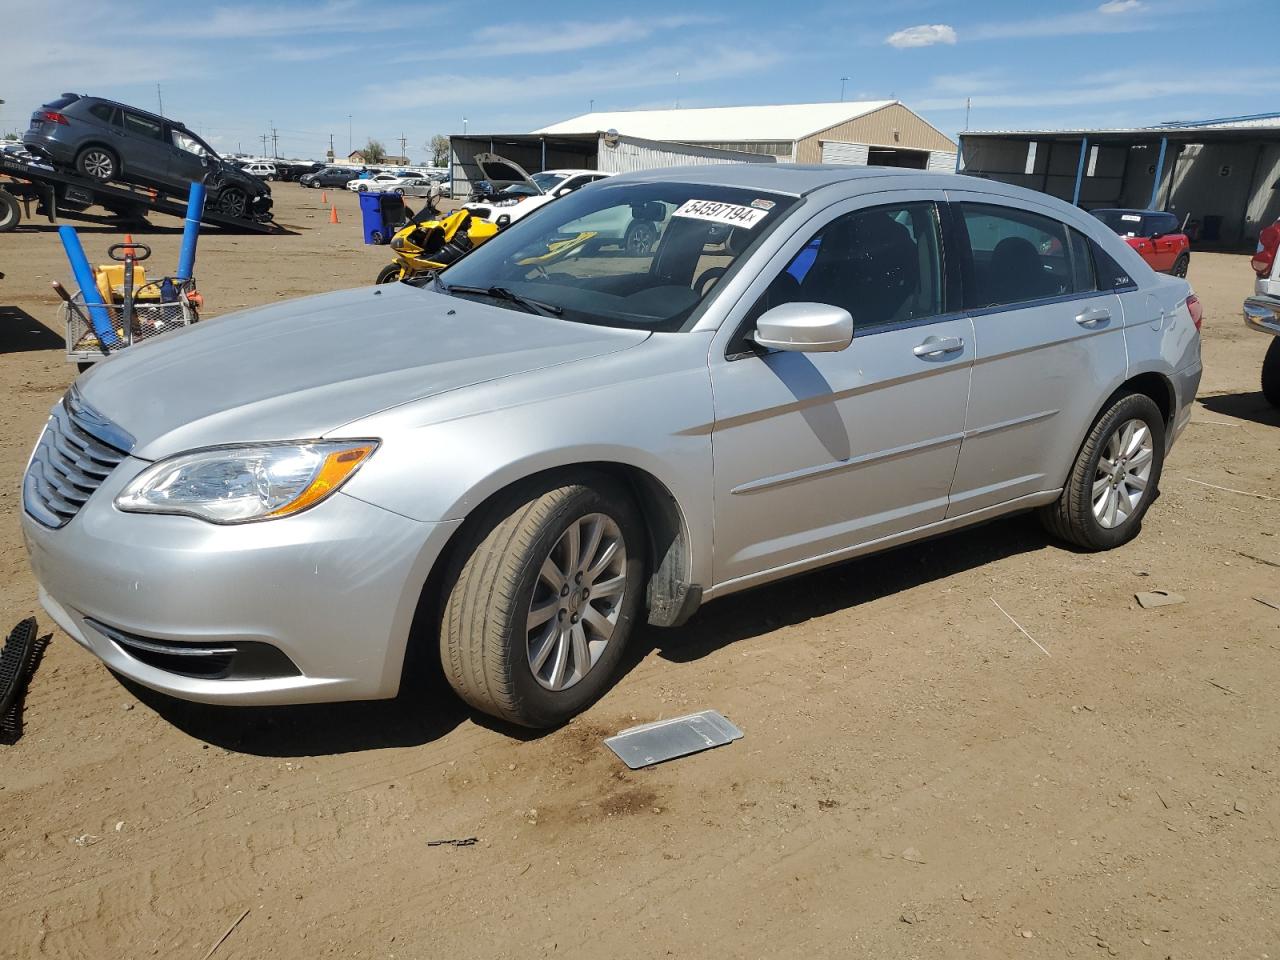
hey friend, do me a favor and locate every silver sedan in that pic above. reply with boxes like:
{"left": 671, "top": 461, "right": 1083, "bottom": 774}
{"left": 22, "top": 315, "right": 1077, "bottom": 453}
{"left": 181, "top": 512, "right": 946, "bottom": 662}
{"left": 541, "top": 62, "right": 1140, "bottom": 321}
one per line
{"left": 22, "top": 166, "right": 1202, "bottom": 728}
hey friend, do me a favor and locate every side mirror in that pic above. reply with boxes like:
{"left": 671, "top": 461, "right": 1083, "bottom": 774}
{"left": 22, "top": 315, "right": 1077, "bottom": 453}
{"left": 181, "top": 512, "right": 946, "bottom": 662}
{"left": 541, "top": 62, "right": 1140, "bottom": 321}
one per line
{"left": 754, "top": 302, "right": 853, "bottom": 353}
{"left": 555, "top": 187, "right": 571, "bottom": 197}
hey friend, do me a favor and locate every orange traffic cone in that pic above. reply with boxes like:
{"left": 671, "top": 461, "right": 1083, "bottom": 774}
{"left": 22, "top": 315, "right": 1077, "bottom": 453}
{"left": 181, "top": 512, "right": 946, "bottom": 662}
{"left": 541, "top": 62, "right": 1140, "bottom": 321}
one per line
{"left": 320, "top": 191, "right": 328, "bottom": 204}
{"left": 123, "top": 233, "right": 136, "bottom": 256}
{"left": 329, "top": 205, "right": 339, "bottom": 224}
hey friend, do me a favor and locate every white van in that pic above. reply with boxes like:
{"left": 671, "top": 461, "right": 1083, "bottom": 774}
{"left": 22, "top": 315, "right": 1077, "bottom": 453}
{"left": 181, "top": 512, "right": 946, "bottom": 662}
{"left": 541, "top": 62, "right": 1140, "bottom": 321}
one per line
{"left": 240, "top": 161, "right": 277, "bottom": 180}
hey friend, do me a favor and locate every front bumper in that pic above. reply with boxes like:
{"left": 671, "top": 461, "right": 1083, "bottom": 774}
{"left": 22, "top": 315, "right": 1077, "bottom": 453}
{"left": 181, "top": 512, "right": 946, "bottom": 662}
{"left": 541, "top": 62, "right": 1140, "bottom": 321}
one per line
{"left": 22, "top": 457, "right": 461, "bottom": 705}
{"left": 1244, "top": 296, "right": 1280, "bottom": 337}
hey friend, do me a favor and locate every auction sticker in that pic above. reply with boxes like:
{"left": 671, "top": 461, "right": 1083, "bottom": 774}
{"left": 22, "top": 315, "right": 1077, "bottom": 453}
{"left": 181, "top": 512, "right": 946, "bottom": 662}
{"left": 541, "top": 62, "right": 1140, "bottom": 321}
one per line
{"left": 673, "top": 199, "right": 769, "bottom": 229}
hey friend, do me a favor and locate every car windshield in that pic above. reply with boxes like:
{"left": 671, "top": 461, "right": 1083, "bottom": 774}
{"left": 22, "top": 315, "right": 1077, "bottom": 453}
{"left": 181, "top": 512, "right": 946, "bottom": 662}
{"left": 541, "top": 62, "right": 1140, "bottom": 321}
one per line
{"left": 438, "top": 181, "right": 797, "bottom": 332}
{"left": 531, "top": 172, "right": 567, "bottom": 193}
{"left": 1091, "top": 209, "right": 1152, "bottom": 238}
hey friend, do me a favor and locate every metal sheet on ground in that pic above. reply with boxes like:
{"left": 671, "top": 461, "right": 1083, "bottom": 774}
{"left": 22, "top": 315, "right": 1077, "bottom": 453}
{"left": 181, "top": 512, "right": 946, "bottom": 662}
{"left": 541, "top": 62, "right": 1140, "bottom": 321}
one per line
{"left": 604, "top": 710, "right": 743, "bottom": 769}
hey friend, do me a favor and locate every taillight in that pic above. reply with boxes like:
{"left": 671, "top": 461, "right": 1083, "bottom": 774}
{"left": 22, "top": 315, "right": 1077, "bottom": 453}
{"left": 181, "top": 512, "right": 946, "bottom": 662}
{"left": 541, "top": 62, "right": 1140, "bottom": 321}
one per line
{"left": 1186, "top": 294, "right": 1203, "bottom": 332}
{"left": 41, "top": 110, "right": 69, "bottom": 125}
{"left": 1253, "top": 222, "right": 1280, "bottom": 277}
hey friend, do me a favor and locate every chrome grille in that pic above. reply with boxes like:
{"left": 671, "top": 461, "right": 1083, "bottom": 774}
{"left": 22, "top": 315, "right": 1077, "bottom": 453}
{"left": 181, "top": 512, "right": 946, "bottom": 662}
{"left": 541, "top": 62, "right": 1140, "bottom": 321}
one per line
{"left": 23, "top": 390, "right": 132, "bottom": 529}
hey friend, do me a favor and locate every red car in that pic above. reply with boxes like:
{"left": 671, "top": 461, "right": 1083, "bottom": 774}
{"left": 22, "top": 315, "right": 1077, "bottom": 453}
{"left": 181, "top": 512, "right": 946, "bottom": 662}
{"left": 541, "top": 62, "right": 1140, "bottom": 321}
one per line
{"left": 1090, "top": 208, "right": 1191, "bottom": 277}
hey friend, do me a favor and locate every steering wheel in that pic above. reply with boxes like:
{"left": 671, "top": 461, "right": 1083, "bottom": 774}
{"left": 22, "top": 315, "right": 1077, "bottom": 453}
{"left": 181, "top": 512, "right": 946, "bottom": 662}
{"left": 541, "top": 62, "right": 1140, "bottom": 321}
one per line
{"left": 693, "top": 266, "right": 728, "bottom": 297}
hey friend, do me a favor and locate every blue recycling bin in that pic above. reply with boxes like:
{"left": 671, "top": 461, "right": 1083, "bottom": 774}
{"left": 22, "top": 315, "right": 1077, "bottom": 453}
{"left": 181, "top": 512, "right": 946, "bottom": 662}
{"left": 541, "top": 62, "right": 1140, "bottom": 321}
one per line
{"left": 358, "top": 191, "right": 406, "bottom": 245}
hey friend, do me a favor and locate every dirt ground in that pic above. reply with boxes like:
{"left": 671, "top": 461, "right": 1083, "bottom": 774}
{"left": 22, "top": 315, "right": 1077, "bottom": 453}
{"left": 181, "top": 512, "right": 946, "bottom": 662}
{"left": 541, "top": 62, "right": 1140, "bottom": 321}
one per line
{"left": 1, "top": 185, "right": 1278, "bottom": 960}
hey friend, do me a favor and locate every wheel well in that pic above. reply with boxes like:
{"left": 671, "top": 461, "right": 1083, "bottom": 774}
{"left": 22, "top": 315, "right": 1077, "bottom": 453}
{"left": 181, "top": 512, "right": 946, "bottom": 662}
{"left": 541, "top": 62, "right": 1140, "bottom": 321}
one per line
{"left": 418, "top": 463, "right": 696, "bottom": 644}
{"left": 1116, "top": 372, "right": 1174, "bottom": 430}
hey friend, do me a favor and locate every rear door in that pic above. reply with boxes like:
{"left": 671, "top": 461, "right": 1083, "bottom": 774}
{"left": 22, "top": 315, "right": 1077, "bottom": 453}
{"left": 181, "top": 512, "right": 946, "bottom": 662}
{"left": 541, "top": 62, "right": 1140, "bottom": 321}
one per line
{"left": 944, "top": 194, "right": 1128, "bottom": 516}
{"left": 708, "top": 191, "right": 975, "bottom": 587}
{"left": 119, "top": 110, "right": 170, "bottom": 183}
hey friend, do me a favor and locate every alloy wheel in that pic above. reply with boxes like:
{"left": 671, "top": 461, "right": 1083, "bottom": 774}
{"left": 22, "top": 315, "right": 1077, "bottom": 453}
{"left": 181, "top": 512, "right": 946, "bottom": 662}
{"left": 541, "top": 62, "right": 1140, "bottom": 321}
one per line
{"left": 525, "top": 513, "right": 628, "bottom": 692}
{"left": 1092, "top": 418, "right": 1154, "bottom": 528}
{"left": 83, "top": 150, "right": 114, "bottom": 180}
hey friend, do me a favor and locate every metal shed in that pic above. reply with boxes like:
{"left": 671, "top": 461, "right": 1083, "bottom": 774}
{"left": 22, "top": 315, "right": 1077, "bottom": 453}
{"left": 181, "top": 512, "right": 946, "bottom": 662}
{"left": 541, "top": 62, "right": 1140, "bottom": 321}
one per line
{"left": 447, "top": 132, "right": 774, "bottom": 201}
{"left": 958, "top": 114, "right": 1280, "bottom": 245}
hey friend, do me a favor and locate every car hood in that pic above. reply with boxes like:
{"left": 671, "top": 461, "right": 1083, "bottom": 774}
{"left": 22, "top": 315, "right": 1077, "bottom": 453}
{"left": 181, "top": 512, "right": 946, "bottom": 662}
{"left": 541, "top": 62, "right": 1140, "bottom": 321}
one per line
{"left": 474, "top": 152, "right": 540, "bottom": 193}
{"left": 76, "top": 283, "right": 649, "bottom": 460}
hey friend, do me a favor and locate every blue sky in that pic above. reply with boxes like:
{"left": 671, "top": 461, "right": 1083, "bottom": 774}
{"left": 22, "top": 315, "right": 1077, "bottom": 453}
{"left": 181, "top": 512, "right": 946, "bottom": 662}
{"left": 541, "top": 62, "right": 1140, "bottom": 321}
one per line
{"left": 3, "top": 0, "right": 1274, "bottom": 161}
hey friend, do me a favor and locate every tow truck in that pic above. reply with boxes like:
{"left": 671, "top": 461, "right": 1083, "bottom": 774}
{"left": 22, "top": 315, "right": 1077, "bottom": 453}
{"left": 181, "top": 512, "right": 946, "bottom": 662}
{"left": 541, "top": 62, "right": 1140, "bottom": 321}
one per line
{"left": 0, "top": 147, "right": 278, "bottom": 234}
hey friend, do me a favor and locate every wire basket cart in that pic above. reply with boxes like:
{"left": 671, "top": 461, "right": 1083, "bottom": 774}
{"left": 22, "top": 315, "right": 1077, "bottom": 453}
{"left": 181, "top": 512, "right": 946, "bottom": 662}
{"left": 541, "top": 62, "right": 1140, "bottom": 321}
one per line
{"left": 63, "top": 280, "right": 200, "bottom": 367}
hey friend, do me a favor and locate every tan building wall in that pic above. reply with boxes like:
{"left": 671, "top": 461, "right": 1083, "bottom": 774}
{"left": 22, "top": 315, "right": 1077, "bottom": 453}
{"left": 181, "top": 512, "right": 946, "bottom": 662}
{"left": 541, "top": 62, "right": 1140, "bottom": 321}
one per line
{"left": 795, "top": 103, "right": 957, "bottom": 164}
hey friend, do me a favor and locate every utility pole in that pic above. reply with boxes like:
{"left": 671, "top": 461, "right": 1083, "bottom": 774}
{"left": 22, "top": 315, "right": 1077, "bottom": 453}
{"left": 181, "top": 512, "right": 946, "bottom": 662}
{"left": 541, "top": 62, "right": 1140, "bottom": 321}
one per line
{"left": 840, "top": 77, "right": 850, "bottom": 102}
{"left": 270, "top": 120, "right": 278, "bottom": 159}
{"left": 156, "top": 83, "right": 164, "bottom": 116}
{"left": 397, "top": 133, "right": 407, "bottom": 162}
{"left": 964, "top": 97, "right": 972, "bottom": 131}
{"left": 463, "top": 117, "right": 468, "bottom": 136}
{"left": 260, "top": 132, "right": 268, "bottom": 156}
{"left": 328, "top": 133, "right": 335, "bottom": 160}
{"left": 589, "top": 98, "right": 594, "bottom": 112}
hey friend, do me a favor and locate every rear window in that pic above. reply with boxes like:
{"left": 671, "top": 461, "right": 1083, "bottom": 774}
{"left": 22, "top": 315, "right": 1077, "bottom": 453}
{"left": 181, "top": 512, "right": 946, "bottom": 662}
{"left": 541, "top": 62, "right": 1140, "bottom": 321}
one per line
{"left": 958, "top": 203, "right": 1095, "bottom": 308}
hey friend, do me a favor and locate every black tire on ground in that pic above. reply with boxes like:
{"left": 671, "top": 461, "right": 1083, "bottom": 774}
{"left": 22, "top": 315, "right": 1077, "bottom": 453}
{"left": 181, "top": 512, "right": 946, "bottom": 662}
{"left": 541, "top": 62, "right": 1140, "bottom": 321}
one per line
{"left": 75, "top": 145, "right": 118, "bottom": 182}
{"left": 0, "top": 190, "right": 20, "bottom": 233}
{"left": 215, "top": 187, "right": 248, "bottom": 220}
{"left": 1262, "top": 338, "right": 1280, "bottom": 407}
{"left": 375, "top": 263, "right": 404, "bottom": 284}
{"left": 1171, "top": 253, "right": 1190, "bottom": 278}
{"left": 438, "top": 475, "right": 646, "bottom": 728}
{"left": 622, "top": 220, "right": 657, "bottom": 255}
{"left": 1039, "top": 392, "right": 1166, "bottom": 551}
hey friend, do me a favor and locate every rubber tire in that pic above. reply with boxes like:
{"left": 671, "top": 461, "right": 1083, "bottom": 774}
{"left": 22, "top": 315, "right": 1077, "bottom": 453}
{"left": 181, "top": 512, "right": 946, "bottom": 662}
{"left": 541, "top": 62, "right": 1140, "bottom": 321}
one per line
{"left": 0, "top": 191, "right": 20, "bottom": 233}
{"left": 438, "top": 476, "right": 646, "bottom": 728}
{"left": 375, "top": 263, "right": 403, "bottom": 284}
{"left": 1262, "top": 338, "right": 1280, "bottom": 407}
{"left": 1171, "top": 253, "right": 1189, "bottom": 278}
{"left": 75, "top": 145, "right": 118, "bottom": 182}
{"left": 623, "top": 220, "right": 657, "bottom": 255}
{"left": 216, "top": 188, "right": 248, "bottom": 219}
{"left": 1039, "top": 392, "right": 1166, "bottom": 551}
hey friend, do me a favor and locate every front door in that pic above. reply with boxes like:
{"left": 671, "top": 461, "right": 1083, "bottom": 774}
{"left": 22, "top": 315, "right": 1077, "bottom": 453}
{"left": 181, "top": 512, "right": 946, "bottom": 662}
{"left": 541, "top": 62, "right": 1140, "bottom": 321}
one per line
{"left": 708, "top": 193, "right": 974, "bottom": 589}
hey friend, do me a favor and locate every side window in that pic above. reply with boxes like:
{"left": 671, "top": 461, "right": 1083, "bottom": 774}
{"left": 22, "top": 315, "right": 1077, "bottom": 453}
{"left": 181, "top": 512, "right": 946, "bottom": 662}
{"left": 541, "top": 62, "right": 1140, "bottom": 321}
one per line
{"left": 958, "top": 203, "right": 1092, "bottom": 308}
{"left": 88, "top": 103, "right": 116, "bottom": 125}
{"left": 753, "top": 201, "right": 945, "bottom": 333}
{"left": 123, "top": 112, "right": 163, "bottom": 141}
{"left": 1068, "top": 229, "right": 1096, "bottom": 293}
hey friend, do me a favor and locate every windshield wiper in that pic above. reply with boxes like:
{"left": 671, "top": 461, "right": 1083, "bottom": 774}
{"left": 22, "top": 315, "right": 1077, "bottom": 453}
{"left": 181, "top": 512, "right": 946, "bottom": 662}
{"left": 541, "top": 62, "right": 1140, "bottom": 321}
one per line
{"left": 442, "top": 283, "right": 563, "bottom": 317}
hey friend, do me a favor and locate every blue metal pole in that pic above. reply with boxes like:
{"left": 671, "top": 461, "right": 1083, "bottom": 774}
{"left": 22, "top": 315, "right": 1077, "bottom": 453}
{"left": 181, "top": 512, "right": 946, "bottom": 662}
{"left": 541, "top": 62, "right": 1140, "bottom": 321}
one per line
{"left": 58, "top": 226, "right": 119, "bottom": 347}
{"left": 1148, "top": 136, "right": 1168, "bottom": 210}
{"left": 176, "top": 181, "right": 206, "bottom": 281}
{"left": 1071, "top": 137, "right": 1089, "bottom": 207}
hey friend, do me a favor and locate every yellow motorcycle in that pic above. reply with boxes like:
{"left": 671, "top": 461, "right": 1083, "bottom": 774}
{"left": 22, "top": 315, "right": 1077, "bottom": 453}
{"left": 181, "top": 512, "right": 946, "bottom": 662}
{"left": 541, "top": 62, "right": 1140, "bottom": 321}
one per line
{"left": 375, "top": 209, "right": 500, "bottom": 284}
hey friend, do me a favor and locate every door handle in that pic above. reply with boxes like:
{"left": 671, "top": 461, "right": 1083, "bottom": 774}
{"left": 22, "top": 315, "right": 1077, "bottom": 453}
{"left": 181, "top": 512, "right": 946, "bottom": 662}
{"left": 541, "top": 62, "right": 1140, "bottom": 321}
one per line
{"left": 913, "top": 335, "right": 964, "bottom": 358}
{"left": 1075, "top": 307, "right": 1111, "bottom": 327}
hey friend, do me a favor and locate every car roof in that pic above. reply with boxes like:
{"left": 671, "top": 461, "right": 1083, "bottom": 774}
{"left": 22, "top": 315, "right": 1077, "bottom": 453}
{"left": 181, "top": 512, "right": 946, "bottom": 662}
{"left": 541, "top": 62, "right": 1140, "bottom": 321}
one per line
{"left": 82, "top": 95, "right": 173, "bottom": 126}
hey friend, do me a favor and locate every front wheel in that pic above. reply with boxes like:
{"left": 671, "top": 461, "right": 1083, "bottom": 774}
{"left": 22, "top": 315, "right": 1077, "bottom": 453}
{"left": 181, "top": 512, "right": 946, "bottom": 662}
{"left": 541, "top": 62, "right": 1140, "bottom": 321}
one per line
{"left": 1262, "top": 338, "right": 1280, "bottom": 407}
{"left": 215, "top": 187, "right": 248, "bottom": 219}
{"left": 622, "top": 220, "right": 657, "bottom": 255}
{"left": 439, "top": 476, "right": 645, "bottom": 728}
{"left": 375, "top": 263, "right": 404, "bottom": 284}
{"left": 1039, "top": 392, "right": 1166, "bottom": 550}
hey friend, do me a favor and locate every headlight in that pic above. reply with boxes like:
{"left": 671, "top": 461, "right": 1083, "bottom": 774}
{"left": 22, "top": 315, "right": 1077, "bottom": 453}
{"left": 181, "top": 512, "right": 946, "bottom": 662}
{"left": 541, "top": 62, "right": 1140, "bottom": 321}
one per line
{"left": 115, "top": 440, "right": 377, "bottom": 524}
{"left": 390, "top": 233, "right": 406, "bottom": 251}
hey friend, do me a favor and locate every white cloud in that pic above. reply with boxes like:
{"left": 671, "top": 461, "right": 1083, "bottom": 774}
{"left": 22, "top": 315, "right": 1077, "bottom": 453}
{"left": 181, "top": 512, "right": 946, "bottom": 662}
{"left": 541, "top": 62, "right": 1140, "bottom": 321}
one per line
{"left": 1099, "top": 0, "right": 1144, "bottom": 12}
{"left": 885, "top": 24, "right": 958, "bottom": 48}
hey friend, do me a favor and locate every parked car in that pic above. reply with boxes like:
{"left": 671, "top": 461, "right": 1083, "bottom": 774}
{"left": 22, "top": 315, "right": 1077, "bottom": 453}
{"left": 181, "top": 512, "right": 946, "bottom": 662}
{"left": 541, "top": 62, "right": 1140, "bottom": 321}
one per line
{"left": 21, "top": 167, "right": 1201, "bottom": 729}
{"left": 1090, "top": 208, "right": 1191, "bottom": 277}
{"left": 1244, "top": 218, "right": 1280, "bottom": 406}
{"left": 275, "top": 161, "right": 325, "bottom": 182}
{"left": 387, "top": 177, "right": 444, "bottom": 199}
{"left": 21, "top": 93, "right": 272, "bottom": 220}
{"left": 300, "top": 166, "right": 361, "bottom": 188}
{"left": 349, "top": 172, "right": 406, "bottom": 193}
{"left": 463, "top": 153, "right": 613, "bottom": 227}
{"left": 239, "top": 161, "right": 277, "bottom": 180}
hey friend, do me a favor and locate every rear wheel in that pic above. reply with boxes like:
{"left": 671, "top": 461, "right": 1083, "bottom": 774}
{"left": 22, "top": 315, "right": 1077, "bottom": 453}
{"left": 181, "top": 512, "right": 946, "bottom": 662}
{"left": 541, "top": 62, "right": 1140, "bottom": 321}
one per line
{"left": 1039, "top": 392, "right": 1165, "bottom": 550}
{"left": 0, "top": 190, "right": 20, "bottom": 233}
{"left": 1262, "top": 338, "right": 1280, "bottom": 407}
{"left": 1171, "top": 253, "right": 1190, "bottom": 278}
{"left": 623, "top": 220, "right": 657, "bottom": 255}
{"left": 439, "top": 476, "right": 645, "bottom": 728}
{"left": 75, "top": 145, "right": 118, "bottom": 182}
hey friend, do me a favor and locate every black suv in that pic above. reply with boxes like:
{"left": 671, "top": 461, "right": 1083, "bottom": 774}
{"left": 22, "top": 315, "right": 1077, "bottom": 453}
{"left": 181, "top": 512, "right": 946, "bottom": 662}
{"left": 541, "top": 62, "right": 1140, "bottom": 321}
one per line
{"left": 23, "top": 93, "right": 272, "bottom": 221}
